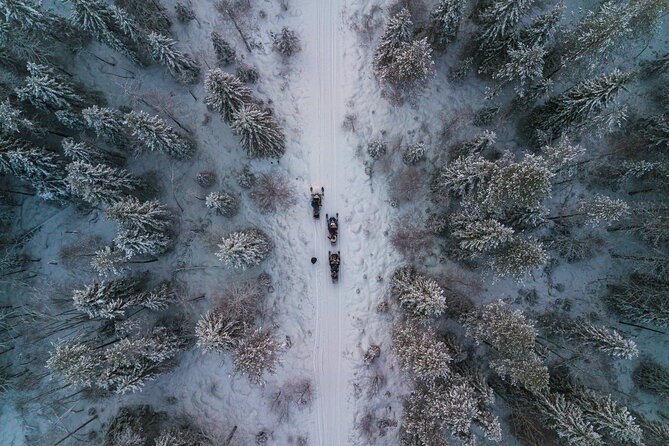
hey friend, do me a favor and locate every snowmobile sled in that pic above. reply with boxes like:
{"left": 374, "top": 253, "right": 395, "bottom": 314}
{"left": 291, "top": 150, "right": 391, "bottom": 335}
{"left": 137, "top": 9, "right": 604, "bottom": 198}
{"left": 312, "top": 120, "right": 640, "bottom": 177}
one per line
{"left": 310, "top": 186, "right": 324, "bottom": 219}
{"left": 326, "top": 213, "right": 339, "bottom": 244}
{"left": 329, "top": 250, "right": 340, "bottom": 283}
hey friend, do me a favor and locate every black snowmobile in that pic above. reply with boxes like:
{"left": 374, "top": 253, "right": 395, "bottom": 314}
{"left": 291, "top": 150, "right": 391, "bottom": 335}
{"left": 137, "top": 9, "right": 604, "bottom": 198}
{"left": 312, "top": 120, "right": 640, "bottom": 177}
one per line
{"left": 326, "top": 213, "right": 338, "bottom": 244}
{"left": 310, "top": 186, "right": 324, "bottom": 219}
{"left": 329, "top": 250, "right": 340, "bottom": 283}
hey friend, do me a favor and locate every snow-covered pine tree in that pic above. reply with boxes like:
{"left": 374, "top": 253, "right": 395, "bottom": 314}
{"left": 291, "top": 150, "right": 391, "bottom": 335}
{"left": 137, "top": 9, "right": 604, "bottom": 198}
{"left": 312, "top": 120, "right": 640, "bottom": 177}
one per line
{"left": 62, "top": 138, "right": 110, "bottom": 165}
{"left": 489, "top": 236, "right": 548, "bottom": 279}
{"left": 573, "top": 390, "right": 643, "bottom": 444}
{"left": 211, "top": 30, "right": 236, "bottom": 65}
{"left": 123, "top": 110, "right": 194, "bottom": 159}
{"left": 578, "top": 194, "right": 629, "bottom": 226}
{"left": 428, "top": 0, "right": 465, "bottom": 49}
{"left": 233, "top": 328, "right": 281, "bottom": 384}
{"left": 81, "top": 106, "right": 129, "bottom": 145}
{"left": 231, "top": 104, "right": 286, "bottom": 158}
{"left": 402, "top": 142, "right": 426, "bottom": 164}
{"left": 216, "top": 228, "right": 273, "bottom": 269}
{"left": 106, "top": 197, "right": 171, "bottom": 233}
{"left": 114, "top": 226, "right": 171, "bottom": 258}
{"left": 560, "top": 1, "right": 633, "bottom": 64}
{"left": 641, "top": 417, "right": 669, "bottom": 446}
{"left": 605, "top": 273, "right": 669, "bottom": 328}
{"left": 478, "top": 0, "right": 535, "bottom": 45}
{"left": 451, "top": 130, "right": 497, "bottom": 160}
{"left": 174, "top": 2, "right": 195, "bottom": 23}
{"left": 195, "top": 311, "right": 244, "bottom": 353}
{"left": 392, "top": 322, "right": 452, "bottom": 379}
{"left": 640, "top": 113, "right": 669, "bottom": 150}
{"left": 634, "top": 358, "right": 669, "bottom": 398}
{"left": 531, "top": 69, "right": 635, "bottom": 142}
{"left": 46, "top": 340, "right": 101, "bottom": 386}
{"left": 203, "top": 68, "right": 253, "bottom": 123}
{"left": 566, "top": 319, "right": 638, "bottom": 359}
{"left": 519, "top": 3, "right": 563, "bottom": 48}
{"left": 451, "top": 215, "right": 515, "bottom": 253}
{"left": 15, "top": 62, "right": 87, "bottom": 111}
{"left": 205, "top": 191, "right": 240, "bottom": 217}
{"left": 115, "top": 0, "right": 171, "bottom": 35}
{"left": 379, "top": 37, "right": 434, "bottom": 88}
{"left": 0, "top": 0, "right": 55, "bottom": 31}
{"left": 432, "top": 153, "right": 494, "bottom": 199}
{"left": 373, "top": 8, "right": 412, "bottom": 74}
{"left": 0, "top": 136, "right": 69, "bottom": 202}
{"left": 538, "top": 393, "right": 604, "bottom": 446}
{"left": 465, "top": 299, "right": 549, "bottom": 392}
{"left": 271, "top": 27, "right": 301, "bottom": 57}
{"left": 146, "top": 32, "right": 200, "bottom": 84}
{"left": 64, "top": 0, "right": 140, "bottom": 64}
{"left": 0, "top": 100, "right": 33, "bottom": 134}
{"left": 65, "top": 161, "right": 139, "bottom": 205}
{"left": 390, "top": 265, "right": 447, "bottom": 318}
{"left": 492, "top": 43, "right": 546, "bottom": 97}
{"left": 91, "top": 245, "right": 127, "bottom": 277}
{"left": 71, "top": 275, "right": 144, "bottom": 319}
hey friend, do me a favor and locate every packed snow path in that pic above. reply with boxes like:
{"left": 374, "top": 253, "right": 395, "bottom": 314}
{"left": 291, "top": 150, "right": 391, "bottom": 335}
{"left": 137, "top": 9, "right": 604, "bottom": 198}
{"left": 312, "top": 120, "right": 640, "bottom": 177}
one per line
{"left": 301, "top": 0, "right": 350, "bottom": 443}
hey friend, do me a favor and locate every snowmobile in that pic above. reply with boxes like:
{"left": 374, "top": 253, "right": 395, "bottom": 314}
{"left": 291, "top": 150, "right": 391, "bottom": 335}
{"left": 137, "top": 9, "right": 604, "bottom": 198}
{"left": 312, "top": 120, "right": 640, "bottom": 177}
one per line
{"left": 326, "top": 213, "right": 338, "bottom": 244}
{"left": 329, "top": 250, "right": 340, "bottom": 283}
{"left": 310, "top": 186, "right": 324, "bottom": 219}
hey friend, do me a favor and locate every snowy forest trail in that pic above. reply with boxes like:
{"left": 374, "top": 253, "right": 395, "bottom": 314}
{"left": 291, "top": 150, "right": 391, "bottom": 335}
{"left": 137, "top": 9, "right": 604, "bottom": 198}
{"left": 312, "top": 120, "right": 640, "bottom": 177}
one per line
{"left": 300, "top": 0, "right": 351, "bottom": 443}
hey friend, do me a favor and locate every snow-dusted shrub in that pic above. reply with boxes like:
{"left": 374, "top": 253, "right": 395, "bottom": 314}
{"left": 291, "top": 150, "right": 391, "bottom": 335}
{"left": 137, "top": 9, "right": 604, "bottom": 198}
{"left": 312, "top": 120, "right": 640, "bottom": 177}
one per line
{"left": 66, "top": 161, "right": 139, "bottom": 206}
{"left": 211, "top": 31, "right": 236, "bottom": 65}
{"left": 489, "top": 237, "right": 548, "bottom": 280}
{"left": 428, "top": 0, "right": 465, "bottom": 49}
{"left": 464, "top": 300, "right": 548, "bottom": 392}
{"left": 147, "top": 32, "right": 200, "bottom": 84}
{"left": 107, "top": 197, "right": 172, "bottom": 232}
{"left": 249, "top": 171, "right": 295, "bottom": 213}
{"left": 389, "top": 218, "right": 433, "bottom": 261}
{"left": 0, "top": 136, "right": 69, "bottom": 202}
{"left": 174, "top": 2, "right": 195, "bottom": 23}
{"left": 234, "top": 328, "right": 281, "bottom": 384}
{"left": 231, "top": 104, "right": 286, "bottom": 158}
{"left": 196, "top": 171, "right": 216, "bottom": 188}
{"left": 363, "top": 344, "right": 381, "bottom": 365}
{"left": 537, "top": 393, "right": 604, "bottom": 446}
{"left": 205, "top": 191, "right": 240, "bottom": 217}
{"left": 15, "top": 62, "right": 86, "bottom": 111}
{"left": 402, "top": 142, "right": 426, "bottom": 164}
{"left": 236, "top": 62, "right": 260, "bottom": 84}
{"left": 578, "top": 194, "right": 629, "bottom": 226}
{"left": 124, "top": 110, "right": 194, "bottom": 159}
{"left": 203, "top": 68, "right": 253, "bottom": 122}
{"left": 216, "top": 228, "right": 273, "bottom": 269}
{"left": 389, "top": 166, "right": 424, "bottom": 204}
{"left": 366, "top": 139, "right": 387, "bottom": 160}
{"left": 91, "top": 245, "right": 127, "bottom": 277}
{"left": 633, "top": 358, "right": 669, "bottom": 398}
{"left": 392, "top": 322, "right": 451, "bottom": 379}
{"left": 271, "top": 27, "right": 301, "bottom": 57}
{"left": 155, "top": 424, "right": 211, "bottom": 446}
{"left": 530, "top": 69, "right": 635, "bottom": 143}
{"left": 236, "top": 165, "right": 256, "bottom": 189}
{"left": 270, "top": 378, "right": 313, "bottom": 422}
{"left": 390, "top": 265, "right": 446, "bottom": 318}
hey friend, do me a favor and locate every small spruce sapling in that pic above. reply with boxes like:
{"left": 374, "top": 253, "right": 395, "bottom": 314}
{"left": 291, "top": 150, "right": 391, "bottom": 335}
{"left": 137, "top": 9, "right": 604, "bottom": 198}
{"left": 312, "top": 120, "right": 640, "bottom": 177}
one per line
{"left": 146, "top": 32, "right": 200, "bottom": 84}
{"left": 211, "top": 31, "right": 236, "bottom": 65}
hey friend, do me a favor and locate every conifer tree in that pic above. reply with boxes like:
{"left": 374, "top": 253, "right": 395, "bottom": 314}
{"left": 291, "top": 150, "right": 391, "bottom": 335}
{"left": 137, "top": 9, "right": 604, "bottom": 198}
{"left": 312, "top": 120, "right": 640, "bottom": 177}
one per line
{"left": 123, "top": 110, "right": 194, "bottom": 159}
{"left": 65, "top": 161, "right": 139, "bottom": 205}
{"left": 91, "top": 245, "right": 127, "bottom": 277}
{"left": 114, "top": 226, "right": 171, "bottom": 258}
{"left": 115, "top": 0, "right": 171, "bottom": 35}
{"left": 574, "top": 390, "right": 643, "bottom": 444}
{"left": 0, "top": 100, "right": 33, "bottom": 134}
{"left": 271, "top": 27, "right": 301, "bottom": 57}
{"left": 62, "top": 138, "right": 110, "bottom": 165}
{"left": 15, "top": 62, "right": 87, "bottom": 111}
{"left": 392, "top": 322, "right": 452, "bottom": 379}
{"left": 211, "top": 30, "right": 236, "bottom": 65}
{"left": 451, "top": 216, "right": 515, "bottom": 253}
{"left": 428, "top": 0, "right": 465, "bottom": 49}
{"left": 146, "top": 32, "right": 200, "bottom": 84}
{"left": 81, "top": 106, "right": 129, "bottom": 145}
{"left": 373, "top": 8, "right": 412, "bottom": 72}
{"left": 559, "top": 318, "right": 639, "bottom": 359}
{"left": 0, "top": 0, "right": 54, "bottom": 31}
{"left": 71, "top": 275, "right": 143, "bottom": 319}
{"left": 231, "top": 104, "right": 286, "bottom": 158}
{"left": 380, "top": 37, "right": 434, "bottom": 88}
{"left": 432, "top": 153, "right": 494, "bottom": 199}
{"left": 64, "top": 0, "right": 141, "bottom": 64}
{"left": 390, "top": 265, "right": 447, "bottom": 318}
{"left": 489, "top": 236, "right": 548, "bottom": 279}
{"left": 203, "top": 69, "right": 253, "bottom": 123}
{"left": 519, "top": 3, "right": 563, "bottom": 47}
{"left": 605, "top": 273, "right": 669, "bottom": 328}
{"left": 402, "top": 142, "right": 426, "bottom": 164}
{"left": 578, "top": 194, "right": 629, "bottom": 226}
{"left": 484, "top": 155, "right": 554, "bottom": 212}
{"left": 0, "top": 136, "right": 69, "bottom": 202}
{"left": 492, "top": 43, "right": 546, "bottom": 97}
{"left": 216, "top": 228, "right": 273, "bottom": 269}
{"left": 106, "top": 197, "right": 171, "bottom": 234}
{"left": 195, "top": 311, "right": 244, "bottom": 353}
{"left": 538, "top": 393, "right": 604, "bottom": 446}
{"left": 205, "top": 191, "right": 240, "bottom": 217}
{"left": 531, "top": 69, "right": 634, "bottom": 142}
{"left": 233, "top": 328, "right": 281, "bottom": 384}
{"left": 46, "top": 340, "right": 100, "bottom": 386}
